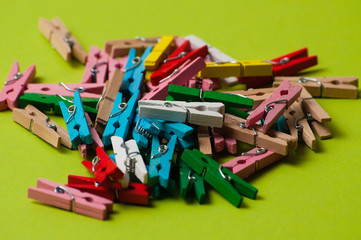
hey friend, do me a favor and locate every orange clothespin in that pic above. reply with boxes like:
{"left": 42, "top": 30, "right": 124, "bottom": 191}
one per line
{"left": 28, "top": 178, "right": 113, "bottom": 220}
{"left": 12, "top": 104, "right": 72, "bottom": 149}
{"left": 217, "top": 114, "right": 297, "bottom": 156}
{"left": 245, "top": 80, "right": 302, "bottom": 133}
{"left": 0, "top": 61, "right": 36, "bottom": 111}
{"left": 38, "top": 17, "right": 87, "bottom": 64}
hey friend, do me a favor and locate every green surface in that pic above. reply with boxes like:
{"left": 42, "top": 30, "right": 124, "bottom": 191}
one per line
{"left": 1, "top": 0, "right": 361, "bottom": 239}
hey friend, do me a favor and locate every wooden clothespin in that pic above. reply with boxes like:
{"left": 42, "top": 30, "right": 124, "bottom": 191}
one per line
{"left": 81, "top": 46, "right": 109, "bottom": 84}
{"left": 144, "top": 36, "right": 175, "bottom": 70}
{"left": 111, "top": 136, "right": 148, "bottom": 187}
{"left": 38, "top": 17, "right": 87, "bottom": 64}
{"left": 245, "top": 80, "right": 302, "bottom": 133}
{"left": 274, "top": 76, "right": 358, "bottom": 99}
{"left": 102, "top": 90, "right": 139, "bottom": 146}
{"left": 149, "top": 135, "right": 177, "bottom": 188}
{"left": 95, "top": 68, "right": 124, "bottom": 135}
{"left": 267, "top": 48, "right": 318, "bottom": 76}
{"left": 12, "top": 104, "right": 72, "bottom": 149}
{"left": 141, "top": 57, "right": 206, "bottom": 100}
{"left": 197, "top": 126, "right": 212, "bottom": 157}
{"left": 223, "top": 147, "right": 284, "bottom": 179}
{"left": 19, "top": 93, "right": 98, "bottom": 117}
{"left": 28, "top": 178, "right": 113, "bottom": 220}
{"left": 184, "top": 35, "right": 238, "bottom": 86}
{"left": 150, "top": 40, "right": 208, "bottom": 85}
{"left": 25, "top": 82, "right": 104, "bottom": 99}
{"left": 218, "top": 114, "right": 297, "bottom": 156}
{"left": 181, "top": 148, "right": 258, "bottom": 207}
{"left": 179, "top": 159, "right": 206, "bottom": 204}
{"left": 82, "top": 147, "right": 125, "bottom": 189}
{"left": 104, "top": 36, "right": 159, "bottom": 58}
{"left": 122, "top": 46, "right": 153, "bottom": 96}
{"left": 0, "top": 61, "right": 36, "bottom": 111}
{"left": 138, "top": 100, "right": 225, "bottom": 128}
{"left": 78, "top": 113, "right": 104, "bottom": 158}
{"left": 59, "top": 91, "right": 92, "bottom": 148}
{"left": 67, "top": 175, "right": 150, "bottom": 205}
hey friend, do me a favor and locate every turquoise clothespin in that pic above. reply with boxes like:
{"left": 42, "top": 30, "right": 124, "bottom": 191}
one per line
{"left": 103, "top": 90, "right": 139, "bottom": 146}
{"left": 59, "top": 91, "right": 92, "bottom": 148}
{"left": 181, "top": 148, "right": 258, "bottom": 207}
{"left": 122, "top": 46, "right": 153, "bottom": 96}
{"left": 148, "top": 135, "right": 177, "bottom": 188}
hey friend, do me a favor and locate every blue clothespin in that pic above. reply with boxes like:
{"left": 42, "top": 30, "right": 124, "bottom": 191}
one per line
{"left": 103, "top": 90, "right": 139, "bottom": 146}
{"left": 132, "top": 114, "right": 161, "bottom": 149}
{"left": 121, "top": 46, "right": 153, "bottom": 96}
{"left": 59, "top": 91, "right": 92, "bottom": 148}
{"left": 149, "top": 135, "right": 177, "bottom": 188}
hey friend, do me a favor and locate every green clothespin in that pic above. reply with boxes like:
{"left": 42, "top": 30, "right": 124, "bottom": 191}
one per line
{"left": 19, "top": 93, "right": 98, "bottom": 117}
{"left": 181, "top": 148, "right": 258, "bottom": 207}
{"left": 167, "top": 84, "right": 253, "bottom": 116}
{"left": 179, "top": 160, "right": 206, "bottom": 204}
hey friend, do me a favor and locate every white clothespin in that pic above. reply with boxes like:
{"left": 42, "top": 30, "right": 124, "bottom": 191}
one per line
{"left": 111, "top": 136, "right": 148, "bottom": 188}
{"left": 138, "top": 100, "right": 225, "bottom": 128}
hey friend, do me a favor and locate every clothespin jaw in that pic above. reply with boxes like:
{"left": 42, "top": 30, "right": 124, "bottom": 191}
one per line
{"left": 103, "top": 90, "right": 139, "bottom": 146}
{"left": 59, "top": 91, "right": 92, "bottom": 148}
{"left": 122, "top": 46, "right": 153, "bottom": 96}
{"left": 104, "top": 36, "right": 159, "bottom": 58}
{"left": 150, "top": 40, "right": 208, "bottom": 85}
{"left": 223, "top": 148, "right": 283, "bottom": 179}
{"left": 179, "top": 160, "right": 206, "bottom": 204}
{"left": 138, "top": 100, "right": 225, "bottom": 128}
{"left": 149, "top": 135, "right": 177, "bottom": 188}
{"left": 111, "top": 136, "right": 148, "bottom": 187}
{"left": 245, "top": 80, "right": 302, "bottom": 133}
{"left": 270, "top": 48, "right": 318, "bottom": 76}
{"left": 28, "top": 178, "right": 113, "bottom": 220}
{"left": 82, "top": 147, "right": 124, "bottom": 189}
{"left": 38, "top": 17, "right": 88, "bottom": 64}
{"left": 181, "top": 148, "right": 258, "bottom": 207}
{"left": 12, "top": 104, "right": 72, "bottom": 149}
{"left": 0, "top": 61, "right": 36, "bottom": 111}
{"left": 141, "top": 57, "right": 206, "bottom": 101}
{"left": 19, "top": 93, "right": 98, "bottom": 117}
{"left": 144, "top": 36, "right": 175, "bottom": 70}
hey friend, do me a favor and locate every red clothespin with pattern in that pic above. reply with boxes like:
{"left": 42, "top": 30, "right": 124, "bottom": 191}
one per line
{"left": 0, "top": 61, "right": 36, "bottom": 111}
{"left": 82, "top": 147, "right": 124, "bottom": 189}
{"left": 267, "top": 48, "right": 318, "bottom": 76}
{"left": 150, "top": 40, "right": 208, "bottom": 86}
{"left": 245, "top": 80, "right": 302, "bottom": 133}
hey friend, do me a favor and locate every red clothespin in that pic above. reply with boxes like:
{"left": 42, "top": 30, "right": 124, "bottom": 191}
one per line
{"left": 269, "top": 48, "right": 318, "bottom": 76}
{"left": 245, "top": 80, "right": 302, "bottom": 133}
{"left": 67, "top": 175, "right": 150, "bottom": 205}
{"left": 141, "top": 57, "right": 206, "bottom": 100}
{"left": 223, "top": 147, "right": 283, "bottom": 179}
{"left": 82, "top": 46, "right": 109, "bottom": 83}
{"left": 150, "top": 40, "right": 208, "bottom": 86}
{"left": 28, "top": 178, "right": 113, "bottom": 220}
{"left": 82, "top": 147, "right": 124, "bottom": 189}
{"left": 0, "top": 61, "right": 36, "bottom": 111}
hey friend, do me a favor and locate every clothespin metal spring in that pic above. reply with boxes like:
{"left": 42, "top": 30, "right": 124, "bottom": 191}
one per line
{"left": 4, "top": 72, "right": 22, "bottom": 85}
{"left": 54, "top": 185, "right": 75, "bottom": 211}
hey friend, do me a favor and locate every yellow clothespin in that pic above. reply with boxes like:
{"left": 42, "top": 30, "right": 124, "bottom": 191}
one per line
{"left": 144, "top": 36, "right": 175, "bottom": 70}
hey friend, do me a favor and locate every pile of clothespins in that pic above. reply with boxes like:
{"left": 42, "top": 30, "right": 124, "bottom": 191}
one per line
{"left": 1, "top": 17, "right": 358, "bottom": 220}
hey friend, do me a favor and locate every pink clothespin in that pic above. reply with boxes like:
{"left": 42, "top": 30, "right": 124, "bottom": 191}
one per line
{"left": 188, "top": 77, "right": 214, "bottom": 91}
{"left": 245, "top": 80, "right": 302, "bottom": 133}
{"left": 0, "top": 61, "right": 36, "bottom": 111}
{"left": 82, "top": 46, "right": 109, "bottom": 83}
{"left": 25, "top": 82, "right": 105, "bottom": 99}
{"left": 210, "top": 128, "right": 225, "bottom": 152}
{"left": 225, "top": 137, "right": 237, "bottom": 154}
{"left": 78, "top": 113, "right": 104, "bottom": 158}
{"left": 28, "top": 178, "right": 113, "bottom": 220}
{"left": 108, "top": 56, "right": 128, "bottom": 78}
{"left": 223, "top": 148, "right": 283, "bottom": 179}
{"left": 141, "top": 57, "right": 206, "bottom": 100}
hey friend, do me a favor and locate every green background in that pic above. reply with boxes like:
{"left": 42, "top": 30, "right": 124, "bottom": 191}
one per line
{"left": 1, "top": 0, "right": 360, "bottom": 239}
